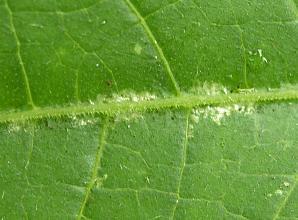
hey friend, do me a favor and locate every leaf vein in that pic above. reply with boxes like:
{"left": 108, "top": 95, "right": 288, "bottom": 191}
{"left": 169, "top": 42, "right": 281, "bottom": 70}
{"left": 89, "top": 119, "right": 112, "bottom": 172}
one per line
{"left": 77, "top": 118, "right": 109, "bottom": 220}
{"left": 272, "top": 177, "right": 298, "bottom": 220}
{"left": 123, "top": 0, "right": 181, "bottom": 96}
{"left": 171, "top": 111, "right": 190, "bottom": 219}
{"left": 4, "top": 0, "right": 35, "bottom": 108}
{"left": 0, "top": 89, "right": 297, "bottom": 123}
{"left": 228, "top": 0, "right": 249, "bottom": 88}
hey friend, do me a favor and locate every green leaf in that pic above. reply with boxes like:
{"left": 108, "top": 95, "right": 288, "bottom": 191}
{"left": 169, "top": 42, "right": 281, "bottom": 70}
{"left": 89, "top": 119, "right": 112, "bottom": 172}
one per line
{"left": 0, "top": 0, "right": 297, "bottom": 219}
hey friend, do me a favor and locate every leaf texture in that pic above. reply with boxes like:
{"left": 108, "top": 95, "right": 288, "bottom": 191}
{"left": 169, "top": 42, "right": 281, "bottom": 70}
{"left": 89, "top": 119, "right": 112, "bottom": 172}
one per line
{"left": 0, "top": 0, "right": 297, "bottom": 219}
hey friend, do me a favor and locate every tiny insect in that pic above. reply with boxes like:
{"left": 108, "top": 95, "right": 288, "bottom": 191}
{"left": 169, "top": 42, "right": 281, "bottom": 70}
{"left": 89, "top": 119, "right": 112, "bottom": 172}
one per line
{"left": 106, "top": 80, "right": 113, "bottom": 87}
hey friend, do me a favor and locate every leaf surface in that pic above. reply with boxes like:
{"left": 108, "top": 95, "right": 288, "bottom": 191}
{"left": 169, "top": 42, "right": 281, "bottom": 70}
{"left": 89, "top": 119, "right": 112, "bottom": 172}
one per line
{"left": 0, "top": 0, "right": 298, "bottom": 219}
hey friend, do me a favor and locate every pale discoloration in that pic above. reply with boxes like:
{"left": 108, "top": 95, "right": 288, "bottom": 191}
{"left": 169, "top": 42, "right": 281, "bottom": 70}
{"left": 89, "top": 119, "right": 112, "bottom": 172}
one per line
{"left": 191, "top": 104, "right": 255, "bottom": 125}
{"left": 70, "top": 115, "right": 99, "bottom": 127}
{"left": 98, "top": 92, "right": 157, "bottom": 104}
{"left": 189, "top": 82, "right": 230, "bottom": 96}
{"left": 134, "top": 43, "right": 142, "bottom": 55}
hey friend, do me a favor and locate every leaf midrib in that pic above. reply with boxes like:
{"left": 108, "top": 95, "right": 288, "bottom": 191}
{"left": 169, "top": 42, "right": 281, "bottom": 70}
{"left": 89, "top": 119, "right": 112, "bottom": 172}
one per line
{"left": 0, "top": 88, "right": 297, "bottom": 123}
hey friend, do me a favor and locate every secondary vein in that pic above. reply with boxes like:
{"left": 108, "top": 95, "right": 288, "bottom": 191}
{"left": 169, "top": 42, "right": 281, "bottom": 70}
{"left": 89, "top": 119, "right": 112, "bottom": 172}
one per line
{"left": 272, "top": 178, "right": 297, "bottom": 220}
{"left": 171, "top": 111, "right": 190, "bottom": 219}
{"left": 77, "top": 118, "right": 109, "bottom": 220}
{"left": 4, "top": 0, "right": 35, "bottom": 108}
{"left": 123, "top": 0, "right": 181, "bottom": 96}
